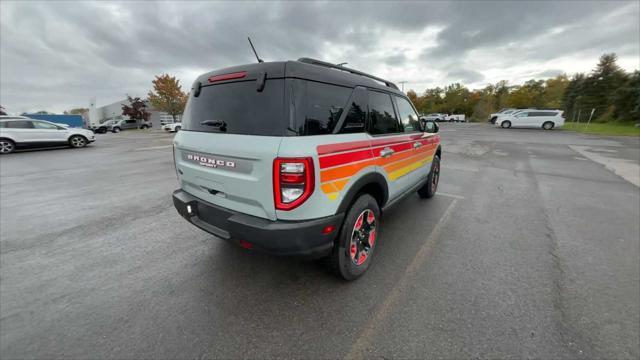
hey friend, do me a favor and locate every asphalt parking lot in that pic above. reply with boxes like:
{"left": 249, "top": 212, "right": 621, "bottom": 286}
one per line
{"left": 1, "top": 124, "right": 639, "bottom": 359}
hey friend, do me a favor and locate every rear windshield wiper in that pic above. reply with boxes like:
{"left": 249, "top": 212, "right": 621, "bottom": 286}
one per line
{"left": 200, "top": 120, "right": 227, "bottom": 131}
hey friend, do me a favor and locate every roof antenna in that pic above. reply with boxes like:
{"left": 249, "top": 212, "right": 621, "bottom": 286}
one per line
{"left": 248, "top": 36, "right": 264, "bottom": 63}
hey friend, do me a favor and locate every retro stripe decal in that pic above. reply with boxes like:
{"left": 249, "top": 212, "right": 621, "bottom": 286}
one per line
{"left": 317, "top": 134, "right": 440, "bottom": 200}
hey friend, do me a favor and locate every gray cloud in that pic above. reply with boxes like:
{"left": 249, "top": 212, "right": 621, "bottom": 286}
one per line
{"left": 446, "top": 69, "right": 485, "bottom": 84}
{"left": 535, "top": 69, "right": 564, "bottom": 78}
{"left": 1, "top": 0, "right": 638, "bottom": 114}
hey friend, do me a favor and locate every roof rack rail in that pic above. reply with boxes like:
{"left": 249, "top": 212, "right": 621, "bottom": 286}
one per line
{"left": 297, "top": 57, "right": 399, "bottom": 90}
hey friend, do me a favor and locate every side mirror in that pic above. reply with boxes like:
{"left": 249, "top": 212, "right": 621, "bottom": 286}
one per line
{"left": 420, "top": 118, "right": 439, "bottom": 133}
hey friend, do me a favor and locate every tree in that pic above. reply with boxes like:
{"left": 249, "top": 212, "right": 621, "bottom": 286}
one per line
{"left": 147, "top": 74, "right": 188, "bottom": 121}
{"left": 578, "top": 53, "right": 628, "bottom": 120}
{"left": 64, "top": 108, "right": 89, "bottom": 115}
{"left": 543, "top": 74, "right": 569, "bottom": 109}
{"left": 562, "top": 73, "right": 585, "bottom": 120}
{"left": 0, "top": 105, "right": 6, "bottom": 115}
{"left": 121, "top": 96, "right": 150, "bottom": 122}
{"left": 612, "top": 70, "right": 640, "bottom": 121}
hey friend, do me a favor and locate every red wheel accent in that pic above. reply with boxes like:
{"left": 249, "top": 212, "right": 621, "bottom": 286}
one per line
{"left": 349, "top": 209, "right": 376, "bottom": 266}
{"left": 357, "top": 252, "right": 367, "bottom": 265}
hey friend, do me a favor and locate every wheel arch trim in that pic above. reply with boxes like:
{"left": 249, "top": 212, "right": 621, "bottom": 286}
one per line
{"left": 335, "top": 172, "right": 389, "bottom": 215}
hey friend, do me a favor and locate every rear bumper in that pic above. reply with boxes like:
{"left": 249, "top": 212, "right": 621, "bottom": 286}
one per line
{"left": 173, "top": 189, "right": 343, "bottom": 257}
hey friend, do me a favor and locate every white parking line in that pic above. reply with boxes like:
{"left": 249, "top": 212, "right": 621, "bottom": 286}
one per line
{"left": 346, "top": 198, "right": 459, "bottom": 360}
{"left": 570, "top": 145, "right": 640, "bottom": 187}
{"left": 438, "top": 192, "right": 465, "bottom": 199}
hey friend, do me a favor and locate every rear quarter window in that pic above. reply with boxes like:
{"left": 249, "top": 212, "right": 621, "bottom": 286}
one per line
{"left": 368, "top": 91, "right": 401, "bottom": 135}
{"left": 182, "top": 79, "right": 286, "bottom": 136}
{"left": 290, "top": 80, "right": 352, "bottom": 135}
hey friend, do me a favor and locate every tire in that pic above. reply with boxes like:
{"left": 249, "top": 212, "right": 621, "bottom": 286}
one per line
{"left": 141, "top": 125, "right": 148, "bottom": 129}
{"left": 542, "top": 121, "right": 554, "bottom": 130}
{"left": 112, "top": 127, "right": 121, "bottom": 133}
{"left": 435, "top": 118, "right": 441, "bottom": 122}
{"left": 418, "top": 154, "right": 440, "bottom": 199}
{"left": 175, "top": 126, "right": 181, "bottom": 132}
{"left": 330, "top": 194, "right": 380, "bottom": 281}
{"left": 501, "top": 121, "right": 511, "bottom": 129}
{"left": 0, "top": 138, "right": 15, "bottom": 154}
{"left": 69, "top": 135, "right": 87, "bottom": 148}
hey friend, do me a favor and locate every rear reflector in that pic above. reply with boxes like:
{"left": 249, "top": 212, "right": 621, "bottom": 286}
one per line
{"left": 239, "top": 240, "right": 253, "bottom": 249}
{"left": 322, "top": 225, "right": 336, "bottom": 234}
{"left": 208, "top": 71, "right": 247, "bottom": 83}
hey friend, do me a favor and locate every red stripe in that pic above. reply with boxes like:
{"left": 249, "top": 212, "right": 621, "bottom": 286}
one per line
{"left": 319, "top": 148, "right": 374, "bottom": 169}
{"left": 317, "top": 134, "right": 440, "bottom": 157}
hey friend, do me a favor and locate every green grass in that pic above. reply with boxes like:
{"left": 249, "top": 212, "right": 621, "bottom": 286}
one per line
{"left": 561, "top": 122, "right": 640, "bottom": 137}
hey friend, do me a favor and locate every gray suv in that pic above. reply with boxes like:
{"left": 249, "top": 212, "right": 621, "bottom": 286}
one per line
{"left": 172, "top": 58, "right": 442, "bottom": 280}
{"left": 108, "top": 119, "right": 152, "bottom": 133}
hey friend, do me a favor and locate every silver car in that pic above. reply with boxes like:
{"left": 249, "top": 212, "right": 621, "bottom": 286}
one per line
{"left": 0, "top": 117, "right": 95, "bottom": 154}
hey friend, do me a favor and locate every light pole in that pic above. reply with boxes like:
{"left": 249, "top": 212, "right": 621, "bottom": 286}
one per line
{"left": 398, "top": 81, "right": 407, "bottom": 92}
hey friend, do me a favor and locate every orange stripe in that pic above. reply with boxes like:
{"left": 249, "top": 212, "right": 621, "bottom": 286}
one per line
{"left": 320, "top": 145, "right": 437, "bottom": 183}
{"left": 320, "top": 159, "right": 378, "bottom": 183}
{"left": 320, "top": 178, "right": 350, "bottom": 194}
{"left": 375, "top": 144, "right": 436, "bottom": 167}
{"left": 384, "top": 150, "right": 433, "bottom": 173}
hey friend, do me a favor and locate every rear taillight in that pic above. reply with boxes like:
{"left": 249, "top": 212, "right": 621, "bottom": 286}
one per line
{"left": 273, "top": 157, "right": 314, "bottom": 211}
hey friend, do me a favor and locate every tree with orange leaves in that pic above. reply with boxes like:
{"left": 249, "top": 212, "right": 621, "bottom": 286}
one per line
{"left": 147, "top": 74, "right": 188, "bottom": 122}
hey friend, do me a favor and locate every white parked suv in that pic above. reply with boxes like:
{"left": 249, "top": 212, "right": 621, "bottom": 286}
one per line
{"left": 0, "top": 117, "right": 95, "bottom": 154}
{"left": 495, "top": 110, "right": 565, "bottom": 130}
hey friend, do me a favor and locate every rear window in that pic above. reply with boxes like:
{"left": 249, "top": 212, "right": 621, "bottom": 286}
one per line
{"left": 182, "top": 79, "right": 285, "bottom": 136}
{"left": 6, "top": 120, "right": 34, "bottom": 129}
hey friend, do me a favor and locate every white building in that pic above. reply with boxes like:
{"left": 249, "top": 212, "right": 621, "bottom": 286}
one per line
{"left": 89, "top": 98, "right": 181, "bottom": 129}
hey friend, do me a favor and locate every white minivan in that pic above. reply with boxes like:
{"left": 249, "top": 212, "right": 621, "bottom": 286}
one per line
{"left": 495, "top": 110, "right": 564, "bottom": 130}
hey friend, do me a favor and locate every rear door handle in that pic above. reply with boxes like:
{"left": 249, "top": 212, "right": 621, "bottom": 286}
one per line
{"left": 413, "top": 141, "right": 422, "bottom": 149}
{"left": 380, "top": 147, "right": 394, "bottom": 158}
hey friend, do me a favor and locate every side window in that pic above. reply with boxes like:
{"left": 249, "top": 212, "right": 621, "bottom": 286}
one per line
{"left": 368, "top": 91, "right": 400, "bottom": 135}
{"left": 6, "top": 120, "right": 34, "bottom": 129}
{"left": 0, "top": 122, "right": 5, "bottom": 128}
{"left": 516, "top": 112, "right": 529, "bottom": 117}
{"left": 395, "top": 96, "right": 420, "bottom": 132}
{"left": 32, "top": 121, "right": 59, "bottom": 129}
{"left": 126, "top": 119, "right": 136, "bottom": 124}
{"left": 302, "top": 82, "right": 351, "bottom": 135}
{"left": 338, "top": 87, "right": 367, "bottom": 134}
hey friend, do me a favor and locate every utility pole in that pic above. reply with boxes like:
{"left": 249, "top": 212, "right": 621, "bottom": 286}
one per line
{"left": 398, "top": 81, "right": 407, "bottom": 92}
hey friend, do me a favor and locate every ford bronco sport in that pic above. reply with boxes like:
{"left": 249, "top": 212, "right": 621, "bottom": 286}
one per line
{"left": 172, "top": 58, "right": 441, "bottom": 280}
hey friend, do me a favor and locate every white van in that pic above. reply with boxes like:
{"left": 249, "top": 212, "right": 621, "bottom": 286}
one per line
{"left": 495, "top": 110, "right": 564, "bottom": 130}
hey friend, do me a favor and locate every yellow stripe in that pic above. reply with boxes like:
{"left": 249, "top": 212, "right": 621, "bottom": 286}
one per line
{"left": 327, "top": 192, "right": 339, "bottom": 201}
{"left": 388, "top": 155, "right": 433, "bottom": 181}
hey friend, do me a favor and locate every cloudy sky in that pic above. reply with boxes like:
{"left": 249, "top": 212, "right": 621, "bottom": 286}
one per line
{"left": 1, "top": 0, "right": 638, "bottom": 114}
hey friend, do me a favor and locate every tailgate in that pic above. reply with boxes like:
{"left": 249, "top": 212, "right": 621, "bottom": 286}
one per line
{"left": 174, "top": 131, "right": 282, "bottom": 221}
